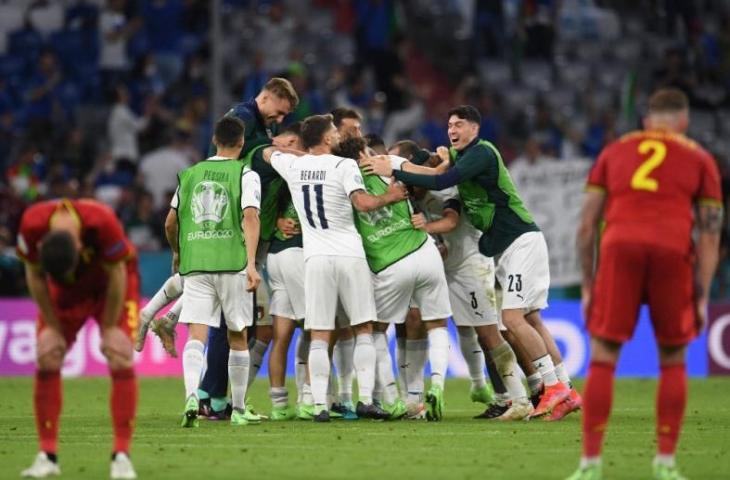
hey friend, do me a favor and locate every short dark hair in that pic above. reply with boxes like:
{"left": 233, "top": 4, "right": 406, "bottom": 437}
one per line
{"left": 648, "top": 88, "right": 689, "bottom": 113}
{"left": 214, "top": 116, "right": 246, "bottom": 148}
{"left": 332, "top": 136, "right": 367, "bottom": 159}
{"left": 331, "top": 107, "right": 362, "bottom": 128}
{"left": 40, "top": 231, "right": 78, "bottom": 282}
{"left": 263, "top": 77, "right": 300, "bottom": 109}
{"left": 448, "top": 105, "right": 481, "bottom": 125}
{"left": 280, "top": 121, "right": 302, "bottom": 138}
{"left": 364, "top": 133, "right": 386, "bottom": 152}
{"left": 390, "top": 140, "right": 420, "bottom": 160}
{"left": 301, "top": 114, "right": 334, "bottom": 150}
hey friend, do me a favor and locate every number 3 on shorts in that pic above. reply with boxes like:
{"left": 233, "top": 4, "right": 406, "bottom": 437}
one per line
{"left": 507, "top": 274, "right": 522, "bottom": 292}
{"left": 631, "top": 140, "right": 666, "bottom": 192}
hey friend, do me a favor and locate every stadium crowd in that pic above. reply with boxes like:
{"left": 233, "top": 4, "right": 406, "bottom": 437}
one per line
{"left": 2, "top": 0, "right": 730, "bottom": 296}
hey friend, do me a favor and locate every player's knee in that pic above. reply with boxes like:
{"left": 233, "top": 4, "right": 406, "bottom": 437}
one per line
{"left": 353, "top": 323, "right": 372, "bottom": 336}
{"left": 227, "top": 328, "right": 248, "bottom": 350}
{"left": 658, "top": 344, "right": 686, "bottom": 365}
{"left": 255, "top": 325, "right": 273, "bottom": 343}
{"left": 36, "top": 330, "right": 67, "bottom": 371}
{"left": 101, "top": 328, "right": 134, "bottom": 369}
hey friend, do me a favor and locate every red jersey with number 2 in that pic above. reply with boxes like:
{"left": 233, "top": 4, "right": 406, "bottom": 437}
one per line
{"left": 587, "top": 129, "right": 722, "bottom": 255}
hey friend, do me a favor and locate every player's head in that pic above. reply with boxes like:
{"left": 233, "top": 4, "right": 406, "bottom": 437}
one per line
{"left": 332, "top": 136, "right": 367, "bottom": 162}
{"left": 644, "top": 88, "right": 689, "bottom": 133}
{"left": 256, "top": 77, "right": 299, "bottom": 126}
{"left": 364, "top": 133, "right": 387, "bottom": 155}
{"left": 40, "top": 230, "right": 79, "bottom": 282}
{"left": 213, "top": 116, "right": 246, "bottom": 152}
{"left": 447, "top": 105, "right": 481, "bottom": 151}
{"left": 273, "top": 121, "right": 303, "bottom": 150}
{"left": 301, "top": 114, "right": 340, "bottom": 152}
{"left": 331, "top": 107, "right": 363, "bottom": 140}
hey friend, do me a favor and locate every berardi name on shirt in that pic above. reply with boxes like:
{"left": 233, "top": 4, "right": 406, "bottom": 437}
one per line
{"left": 300, "top": 170, "right": 327, "bottom": 181}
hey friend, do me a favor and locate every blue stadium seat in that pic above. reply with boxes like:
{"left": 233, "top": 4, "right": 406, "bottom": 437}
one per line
{"left": 50, "top": 30, "right": 97, "bottom": 70}
{"left": 8, "top": 29, "right": 45, "bottom": 63}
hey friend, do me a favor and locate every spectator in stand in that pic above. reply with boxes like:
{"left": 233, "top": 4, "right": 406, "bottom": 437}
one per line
{"left": 123, "top": 190, "right": 164, "bottom": 251}
{"left": 0, "top": 225, "right": 25, "bottom": 296}
{"left": 520, "top": 0, "right": 558, "bottom": 60}
{"left": 510, "top": 135, "right": 557, "bottom": 171}
{"left": 142, "top": 0, "right": 185, "bottom": 87}
{"left": 99, "top": 0, "right": 141, "bottom": 86}
{"left": 652, "top": 47, "right": 697, "bottom": 101}
{"left": 108, "top": 84, "right": 151, "bottom": 172}
{"left": 138, "top": 129, "right": 190, "bottom": 210}
{"left": 255, "top": 2, "right": 295, "bottom": 74}
{"left": 24, "top": 51, "right": 62, "bottom": 137}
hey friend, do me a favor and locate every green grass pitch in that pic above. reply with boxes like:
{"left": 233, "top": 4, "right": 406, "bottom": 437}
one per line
{"left": 1, "top": 377, "right": 729, "bottom": 479}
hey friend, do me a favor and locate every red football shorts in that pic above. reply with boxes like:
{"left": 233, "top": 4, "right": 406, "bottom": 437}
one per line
{"left": 37, "top": 259, "right": 141, "bottom": 346}
{"left": 588, "top": 242, "right": 698, "bottom": 346}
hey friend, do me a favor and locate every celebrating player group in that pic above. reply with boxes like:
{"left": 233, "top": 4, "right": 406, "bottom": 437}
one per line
{"left": 17, "top": 77, "right": 721, "bottom": 480}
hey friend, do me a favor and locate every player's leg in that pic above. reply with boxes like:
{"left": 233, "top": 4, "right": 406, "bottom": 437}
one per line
{"left": 23, "top": 320, "right": 69, "bottom": 477}
{"left": 505, "top": 328, "right": 543, "bottom": 404}
{"left": 646, "top": 247, "right": 697, "bottom": 479}
{"left": 568, "top": 243, "right": 645, "bottom": 479}
{"left": 198, "top": 313, "right": 230, "bottom": 420}
{"left": 268, "top": 316, "right": 297, "bottom": 419}
{"left": 394, "top": 323, "right": 407, "bottom": 400}
{"left": 332, "top": 327, "right": 356, "bottom": 413}
{"left": 338, "top": 256, "right": 390, "bottom": 420}
{"left": 136, "top": 273, "right": 183, "bottom": 352}
{"left": 178, "top": 274, "right": 219, "bottom": 427}
{"left": 247, "top": 280, "right": 273, "bottom": 391}
{"left": 412, "top": 242, "right": 453, "bottom": 421}
{"left": 404, "top": 308, "right": 428, "bottom": 418}
{"left": 150, "top": 298, "right": 180, "bottom": 357}
{"left": 295, "top": 329, "right": 314, "bottom": 418}
{"left": 219, "top": 270, "right": 260, "bottom": 426}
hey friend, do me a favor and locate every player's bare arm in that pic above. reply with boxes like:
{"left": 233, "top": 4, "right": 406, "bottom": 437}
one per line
{"left": 694, "top": 202, "right": 723, "bottom": 329}
{"left": 164, "top": 209, "right": 180, "bottom": 273}
{"left": 242, "top": 206, "right": 261, "bottom": 292}
{"left": 277, "top": 216, "right": 300, "bottom": 238}
{"left": 25, "top": 265, "right": 64, "bottom": 333}
{"left": 349, "top": 181, "right": 408, "bottom": 212}
{"left": 261, "top": 146, "right": 305, "bottom": 164}
{"left": 411, "top": 208, "right": 459, "bottom": 234}
{"left": 576, "top": 189, "right": 607, "bottom": 317}
{"left": 362, "top": 153, "right": 448, "bottom": 178}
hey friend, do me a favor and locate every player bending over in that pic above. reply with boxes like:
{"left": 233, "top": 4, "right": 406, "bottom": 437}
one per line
{"left": 569, "top": 88, "right": 722, "bottom": 480}
{"left": 18, "top": 199, "right": 139, "bottom": 479}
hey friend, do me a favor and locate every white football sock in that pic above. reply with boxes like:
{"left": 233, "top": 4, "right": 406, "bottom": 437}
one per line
{"left": 396, "top": 336, "right": 407, "bottom": 401}
{"left": 270, "top": 386, "right": 288, "bottom": 408}
{"left": 554, "top": 362, "right": 573, "bottom": 388}
{"left": 327, "top": 369, "right": 337, "bottom": 406}
{"left": 405, "top": 338, "right": 428, "bottom": 404}
{"left": 491, "top": 341, "right": 528, "bottom": 402}
{"left": 353, "top": 333, "right": 376, "bottom": 405}
{"left": 182, "top": 340, "right": 205, "bottom": 400}
{"left": 295, "top": 334, "right": 309, "bottom": 404}
{"left": 302, "top": 383, "right": 313, "bottom": 405}
{"left": 653, "top": 454, "right": 675, "bottom": 468}
{"left": 308, "top": 339, "right": 330, "bottom": 408}
{"left": 142, "top": 274, "right": 183, "bottom": 318}
{"left": 165, "top": 298, "right": 183, "bottom": 322}
{"left": 458, "top": 328, "right": 487, "bottom": 390}
{"left": 427, "top": 327, "right": 450, "bottom": 390}
{"left": 580, "top": 456, "right": 602, "bottom": 469}
{"left": 247, "top": 339, "right": 269, "bottom": 389}
{"left": 333, "top": 337, "right": 354, "bottom": 404}
{"left": 533, "top": 354, "right": 559, "bottom": 387}
{"left": 373, "top": 331, "right": 398, "bottom": 404}
{"left": 228, "top": 349, "right": 250, "bottom": 411}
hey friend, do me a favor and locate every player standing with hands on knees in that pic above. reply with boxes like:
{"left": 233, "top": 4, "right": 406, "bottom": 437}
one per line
{"left": 165, "top": 116, "right": 263, "bottom": 428}
{"left": 17, "top": 199, "right": 140, "bottom": 479}
{"left": 570, "top": 88, "right": 723, "bottom": 480}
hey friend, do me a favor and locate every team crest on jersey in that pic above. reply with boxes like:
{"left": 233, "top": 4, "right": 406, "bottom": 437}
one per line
{"left": 358, "top": 205, "right": 393, "bottom": 226}
{"left": 191, "top": 181, "right": 229, "bottom": 227}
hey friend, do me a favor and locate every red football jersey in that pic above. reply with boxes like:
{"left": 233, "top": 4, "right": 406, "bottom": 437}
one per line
{"left": 16, "top": 199, "right": 136, "bottom": 309}
{"left": 587, "top": 129, "right": 722, "bottom": 254}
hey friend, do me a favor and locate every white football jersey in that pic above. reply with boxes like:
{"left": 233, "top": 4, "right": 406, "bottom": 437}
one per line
{"left": 271, "top": 151, "right": 367, "bottom": 261}
{"left": 416, "top": 187, "right": 482, "bottom": 272}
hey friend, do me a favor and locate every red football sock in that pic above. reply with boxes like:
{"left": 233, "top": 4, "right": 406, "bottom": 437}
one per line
{"left": 34, "top": 370, "right": 62, "bottom": 454}
{"left": 582, "top": 361, "right": 615, "bottom": 458}
{"left": 657, "top": 363, "right": 687, "bottom": 456}
{"left": 110, "top": 368, "right": 137, "bottom": 454}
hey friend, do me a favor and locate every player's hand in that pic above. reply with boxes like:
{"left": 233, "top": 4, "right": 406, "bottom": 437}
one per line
{"left": 277, "top": 218, "right": 300, "bottom": 238}
{"left": 171, "top": 251, "right": 179, "bottom": 274}
{"left": 386, "top": 180, "right": 408, "bottom": 203}
{"left": 436, "top": 146, "right": 451, "bottom": 165}
{"left": 695, "top": 296, "right": 709, "bottom": 333}
{"left": 362, "top": 155, "right": 393, "bottom": 177}
{"left": 246, "top": 264, "right": 261, "bottom": 293}
{"left": 411, "top": 213, "right": 428, "bottom": 231}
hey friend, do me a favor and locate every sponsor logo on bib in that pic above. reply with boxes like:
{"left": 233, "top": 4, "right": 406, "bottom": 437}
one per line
{"left": 191, "top": 181, "right": 229, "bottom": 226}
